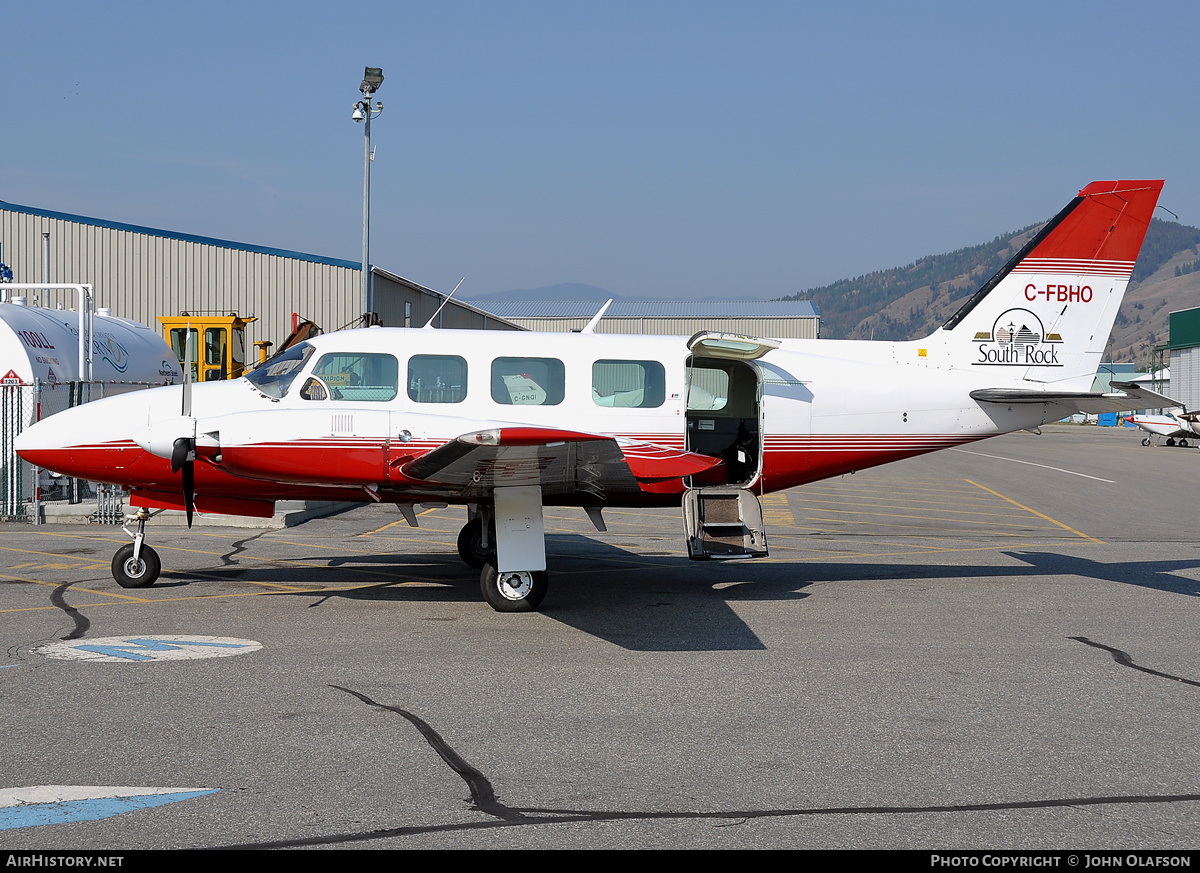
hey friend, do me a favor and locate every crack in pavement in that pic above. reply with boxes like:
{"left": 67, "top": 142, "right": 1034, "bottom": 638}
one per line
{"left": 209, "top": 686, "right": 1200, "bottom": 849}
{"left": 1070, "top": 637, "right": 1200, "bottom": 688}
{"left": 50, "top": 580, "right": 89, "bottom": 641}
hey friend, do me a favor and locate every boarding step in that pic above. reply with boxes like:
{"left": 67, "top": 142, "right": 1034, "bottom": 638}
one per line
{"left": 682, "top": 487, "right": 768, "bottom": 560}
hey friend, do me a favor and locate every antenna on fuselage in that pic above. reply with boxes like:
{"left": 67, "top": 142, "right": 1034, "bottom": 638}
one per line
{"left": 580, "top": 299, "right": 613, "bottom": 334}
{"left": 423, "top": 278, "right": 466, "bottom": 329}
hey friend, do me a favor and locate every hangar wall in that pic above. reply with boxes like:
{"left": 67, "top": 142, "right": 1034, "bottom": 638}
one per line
{"left": 0, "top": 201, "right": 518, "bottom": 356}
{"left": 476, "top": 300, "right": 821, "bottom": 339}
{"left": 1168, "top": 307, "right": 1200, "bottom": 411}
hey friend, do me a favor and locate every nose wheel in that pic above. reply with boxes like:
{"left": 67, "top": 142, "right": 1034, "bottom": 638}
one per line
{"left": 112, "top": 542, "right": 161, "bottom": 588}
{"left": 113, "top": 507, "right": 162, "bottom": 588}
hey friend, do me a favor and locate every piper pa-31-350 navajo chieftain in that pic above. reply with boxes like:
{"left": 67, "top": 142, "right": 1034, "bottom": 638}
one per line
{"left": 16, "top": 180, "right": 1175, "bottom": 611}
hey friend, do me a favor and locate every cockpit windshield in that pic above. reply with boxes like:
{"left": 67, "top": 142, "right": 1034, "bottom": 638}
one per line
{"left": 244, "top": 343, "right": 315, "bottom": 398}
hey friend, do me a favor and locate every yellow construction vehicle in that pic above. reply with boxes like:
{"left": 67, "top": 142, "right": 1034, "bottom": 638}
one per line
{"left": 158, "top": 312, "right": 321, "bottom": 383}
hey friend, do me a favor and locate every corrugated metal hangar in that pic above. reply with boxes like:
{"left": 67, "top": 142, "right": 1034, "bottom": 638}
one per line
{"left": 0, "top": 200, "right": 519, "bottom": 355}
{"left": 477, "top": 299, "right": 821, "bottom": 338}
{"left": 1168, "top": 307, "right": 1200, "bottom": 411}
{"left": 1, "top": 200, "right": 819, "bottom": 356}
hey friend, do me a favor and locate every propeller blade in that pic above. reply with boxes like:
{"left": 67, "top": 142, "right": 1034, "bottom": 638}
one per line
{"left": 171, "top": 436, "right": 197, "bottom": 528}
{"left": 170, "top": 437, "right": 192, "bottom": 473}
{"left": 181, "top": 459, "right": 195, "bottom": 528}
{"left": 182, "top": 326, "right": 193, "bottom": 417}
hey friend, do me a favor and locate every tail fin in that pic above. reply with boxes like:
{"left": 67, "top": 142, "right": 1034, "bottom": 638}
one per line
{"left": 938, "top": 180, "right": 1163, "bottom": 389}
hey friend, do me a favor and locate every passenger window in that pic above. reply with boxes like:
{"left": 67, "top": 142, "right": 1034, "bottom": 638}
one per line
{"left": 409, "top": 355, "right": 467, "bottom": 403}
{"left": 491, "top": 357, "right": 565, "bottom": 405}
{"left": 592, "top": 360, "right": 666, "bottom": 408}
{"left": 305, "top": 352, "right": 398, "bottom": 402}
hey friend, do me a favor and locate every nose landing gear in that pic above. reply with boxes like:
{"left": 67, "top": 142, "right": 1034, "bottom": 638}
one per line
{"left": 113, "top": 507, "right": 162, "bottom": 588}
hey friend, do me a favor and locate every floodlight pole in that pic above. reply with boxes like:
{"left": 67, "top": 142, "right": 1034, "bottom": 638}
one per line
{"left": 353, "top": 67, "right": 384, "bottom": 322}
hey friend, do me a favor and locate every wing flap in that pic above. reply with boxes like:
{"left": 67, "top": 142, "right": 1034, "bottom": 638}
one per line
{"left": 400, "top": 427, "right": 721, "bottom": 497}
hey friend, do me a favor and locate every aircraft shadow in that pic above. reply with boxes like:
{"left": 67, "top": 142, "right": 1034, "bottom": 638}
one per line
{"left": 158, "top": 537, "right": 1199, "bottom": 652}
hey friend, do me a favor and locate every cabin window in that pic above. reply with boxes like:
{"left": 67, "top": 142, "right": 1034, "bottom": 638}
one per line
{"left": 408, "top": 355, "right": 467, "bottom": 403}
{"left": 591, "top": 360, "right": 666, "bottom": 408}
{"left": 304, "top": 352, "right": 399, "bottom": 402}
{"left": 491, "top": 357, "right": 565, "bottom": 406}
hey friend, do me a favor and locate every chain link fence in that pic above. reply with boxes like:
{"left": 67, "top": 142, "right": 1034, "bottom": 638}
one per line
{"left": 1, "top": 380, "right": 173, "bottom": 523}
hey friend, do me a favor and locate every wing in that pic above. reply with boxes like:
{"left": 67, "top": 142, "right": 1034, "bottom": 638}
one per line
{"left": 399, "top": 426, "right": 722, "bottom": 499}
{"left": 970, "top": 381, "right": 1179, "bottom": 415}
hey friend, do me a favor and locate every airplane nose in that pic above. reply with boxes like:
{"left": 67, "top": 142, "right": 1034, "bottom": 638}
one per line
{"left": 13, "top": 391, "right": 157, "bottom": 478}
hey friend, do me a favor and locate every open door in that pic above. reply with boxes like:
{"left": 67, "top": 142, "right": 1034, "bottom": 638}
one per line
{"left": 682, "top": 332, "right": 774, "bottom": 559}
{"left": 685, "top": 355, "right": 763, "bottom": 486}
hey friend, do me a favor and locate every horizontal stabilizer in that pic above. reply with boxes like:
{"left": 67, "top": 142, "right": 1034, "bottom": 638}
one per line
{"left": 971, "top": 381, "right": 1179, "bottom": 415}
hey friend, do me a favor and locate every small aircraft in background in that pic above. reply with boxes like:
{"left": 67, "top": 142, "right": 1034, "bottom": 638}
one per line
{"left": 1126, "top": 408, "right": 1198, "bottom": 447}
{"left": 16, "top": 180, "right": 1175, "bottom": 611}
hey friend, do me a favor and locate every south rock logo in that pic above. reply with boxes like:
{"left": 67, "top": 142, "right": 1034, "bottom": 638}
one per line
{"left": 973, "top": 309, "right": 1062, "bottom": 367}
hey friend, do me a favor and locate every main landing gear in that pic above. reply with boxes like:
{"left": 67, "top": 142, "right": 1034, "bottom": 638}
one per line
{"left": 112, "top": 507, "right": 162, "bottom": 588}
{"left": 1145, "top": 436, "right": 1191, "bottom": 448}
{"left": 458, "top": 487, "right": 549, "bottom": 612}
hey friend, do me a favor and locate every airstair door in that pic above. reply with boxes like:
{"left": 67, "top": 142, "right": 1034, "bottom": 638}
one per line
{"left": 682, "top": 487, "right": 768, "bottom": 560}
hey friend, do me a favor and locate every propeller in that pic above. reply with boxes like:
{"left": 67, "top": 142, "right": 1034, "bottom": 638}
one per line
{"left": 132, "top": 326, "right": 198, "bottom": 526}
{"left": 173, "top": 328, "right": 197, "bottom": 526}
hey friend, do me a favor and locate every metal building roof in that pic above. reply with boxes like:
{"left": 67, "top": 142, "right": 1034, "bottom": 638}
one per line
{"left": 476, "top": 299, "right": 819, "bottom": 319}
{"left": 0, "top": 200, "right": 360, "bottom": 270}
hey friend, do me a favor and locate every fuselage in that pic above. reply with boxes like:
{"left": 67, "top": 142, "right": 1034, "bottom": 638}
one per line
{"left": 16, "top": 324, "right": 1062, "bottom": 517}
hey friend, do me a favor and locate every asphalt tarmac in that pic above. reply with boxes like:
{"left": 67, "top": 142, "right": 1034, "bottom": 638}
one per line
{"left": 1, "top": 424, "right": 1197, "bottom": 850}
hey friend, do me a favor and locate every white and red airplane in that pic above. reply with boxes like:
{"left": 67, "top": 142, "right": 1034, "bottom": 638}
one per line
{"left": 1126, "top": 408, "right": 1198, "bottom": 447}
{"left": 15, "top": 179, "right": 1175, "bottom": 611}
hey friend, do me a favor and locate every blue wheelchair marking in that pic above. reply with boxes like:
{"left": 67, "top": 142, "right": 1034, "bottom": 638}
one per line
{"left": 74, "top": 638, "right": 253, "bottom": 661}
{"left": 0, "top": 790, "right": 219, "bottom": 830}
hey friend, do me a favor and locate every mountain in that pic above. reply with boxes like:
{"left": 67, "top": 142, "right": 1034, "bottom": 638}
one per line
{"left": 777, "top": 217, "right": 1200, "bottom": 365}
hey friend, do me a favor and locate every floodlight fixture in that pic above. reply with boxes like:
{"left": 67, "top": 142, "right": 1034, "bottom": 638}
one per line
{"left": 360, "top": 67, "right": 384, "bottom": 96}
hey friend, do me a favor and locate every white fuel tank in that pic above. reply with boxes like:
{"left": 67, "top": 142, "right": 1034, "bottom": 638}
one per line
{"left": 0, "top": 301, "right": 181, "bottom": 386}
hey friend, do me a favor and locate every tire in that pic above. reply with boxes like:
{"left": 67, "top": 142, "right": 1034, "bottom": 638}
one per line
{"left": 1142, "top": 437, "right": 1152, "bottom": 446}
{"left": 112, "top": 543, "right": 161, "bottom": 588}
{"left": 1180, "top": 439, "right": 1189, "bottom": 448}
{"left": 457, "top": 517, "right": 496, "bottom": 569}
{"left": 480, "top": 564, "right": 547, "bottom": 612}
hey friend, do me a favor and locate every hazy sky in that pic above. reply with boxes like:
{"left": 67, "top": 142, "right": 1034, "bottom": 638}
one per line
{"left": 3, "top": 1, "right": 1196, "bottom": 299}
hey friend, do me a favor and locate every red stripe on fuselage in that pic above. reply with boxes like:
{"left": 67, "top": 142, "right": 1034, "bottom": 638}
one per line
{"left": 25, "top": 432, "right": 994, "bottom": 511}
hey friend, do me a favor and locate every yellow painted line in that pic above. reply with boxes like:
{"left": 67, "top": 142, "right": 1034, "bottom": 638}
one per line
{"left": 0, "top": 545, "right": 116, "bottom": 562}
{"left": 965, "top": 479, "right": 1103, "bottom": 544}
{"left": 799, "top": 508, "right": 1058, "bottom": 530}
{"left": 764, "top": 541, "right": 1068, "bottom": 563}
{"left": 792, "top": 496, "right": 1033, "bottom": 519}
{"left": 0, "top": 573, "right": 155, "bottom": 602}
{"left": 761, "top": 493, "right": 796, "bottom": 526}
{"left": 358, "top": 506, "right": 445, "bottom": 537}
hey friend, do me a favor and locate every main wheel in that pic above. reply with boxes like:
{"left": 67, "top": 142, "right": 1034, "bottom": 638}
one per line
{"left": 457, "top": 517, "right": 497, "bottom": 568}
{"left": 112, "top": 543, "right": 161, "bottom": 589}
{"left": 1180, "top": 439, "right": 1189, "bottom": 448}
{"left": 480, "top": 564, "right": 547, "bottom": 612}
{"left": 1166, "top": 438, "right": 1177, "bottom": 447}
